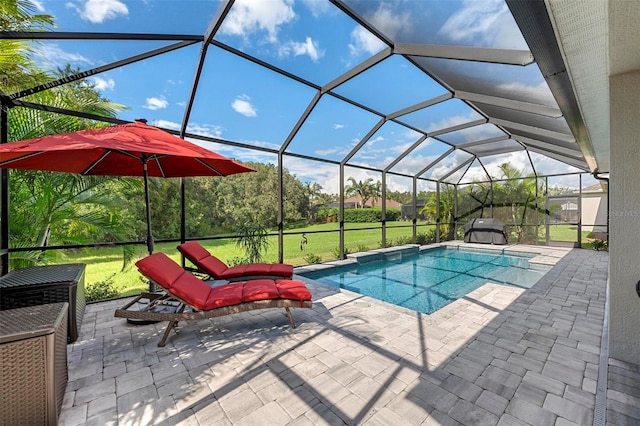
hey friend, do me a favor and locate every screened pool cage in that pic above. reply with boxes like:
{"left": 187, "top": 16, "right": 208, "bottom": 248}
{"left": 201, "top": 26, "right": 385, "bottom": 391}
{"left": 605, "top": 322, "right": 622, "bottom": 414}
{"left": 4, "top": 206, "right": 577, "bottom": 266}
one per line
{"left": 0, "top": 0, "right": 608, "bottom": 274}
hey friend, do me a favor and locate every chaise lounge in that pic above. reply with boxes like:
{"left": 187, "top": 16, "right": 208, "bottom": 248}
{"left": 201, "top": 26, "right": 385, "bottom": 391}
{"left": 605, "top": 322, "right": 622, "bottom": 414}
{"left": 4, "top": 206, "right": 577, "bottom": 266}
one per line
{"left": 114, "top": 252, "right": 312, "bottom": 347}
{"left": 177, "top": 240, "right": 294, "bottom": 281}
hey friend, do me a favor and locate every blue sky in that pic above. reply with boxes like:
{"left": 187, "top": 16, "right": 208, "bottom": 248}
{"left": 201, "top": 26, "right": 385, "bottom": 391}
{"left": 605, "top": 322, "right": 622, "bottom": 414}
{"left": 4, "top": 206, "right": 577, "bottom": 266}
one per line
{"left": 27, "top": 0, "right": 593, "bottom": 192}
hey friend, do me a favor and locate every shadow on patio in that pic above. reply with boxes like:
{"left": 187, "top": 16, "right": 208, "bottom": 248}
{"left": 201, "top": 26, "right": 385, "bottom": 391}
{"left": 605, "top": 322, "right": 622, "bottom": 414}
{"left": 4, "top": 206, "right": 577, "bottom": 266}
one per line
{"left": 61, "top": 248, "right": 610, "bottom": 425}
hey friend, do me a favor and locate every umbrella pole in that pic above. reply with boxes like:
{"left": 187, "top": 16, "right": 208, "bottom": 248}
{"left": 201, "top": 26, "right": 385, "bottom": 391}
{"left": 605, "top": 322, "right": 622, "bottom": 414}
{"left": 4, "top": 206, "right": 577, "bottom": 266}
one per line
{"left": 143, "top": 160, "right": 155, "bottom": 292}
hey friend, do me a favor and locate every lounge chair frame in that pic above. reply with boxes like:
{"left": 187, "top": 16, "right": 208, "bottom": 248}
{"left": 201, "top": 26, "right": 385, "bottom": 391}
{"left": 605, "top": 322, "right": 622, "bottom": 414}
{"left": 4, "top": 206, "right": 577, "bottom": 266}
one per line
{"left": 115, "top": 290, "right": 312, "bottom": 347}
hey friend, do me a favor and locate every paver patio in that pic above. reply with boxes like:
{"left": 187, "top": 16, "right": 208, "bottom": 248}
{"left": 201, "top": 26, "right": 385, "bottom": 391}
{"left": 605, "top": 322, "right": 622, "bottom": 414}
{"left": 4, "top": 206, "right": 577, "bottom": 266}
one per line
{"left": 57, "top": 244, "right": 636, "bottom": 425}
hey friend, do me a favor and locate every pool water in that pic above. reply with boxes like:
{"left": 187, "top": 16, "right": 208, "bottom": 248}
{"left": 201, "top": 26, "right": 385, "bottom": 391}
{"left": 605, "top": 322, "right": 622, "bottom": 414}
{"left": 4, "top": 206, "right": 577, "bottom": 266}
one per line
{"left": 303, "top": 247, "right": 550, "bottom": 314}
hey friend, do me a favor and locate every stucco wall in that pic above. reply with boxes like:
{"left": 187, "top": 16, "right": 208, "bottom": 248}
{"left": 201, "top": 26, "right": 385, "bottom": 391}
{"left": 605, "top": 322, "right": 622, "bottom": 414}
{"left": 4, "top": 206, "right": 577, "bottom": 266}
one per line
{"left": 581, "top": 193, "right": 607, "bottom": 233}
{"left": 609, "top": 69, "right": 640, "bottom": 364}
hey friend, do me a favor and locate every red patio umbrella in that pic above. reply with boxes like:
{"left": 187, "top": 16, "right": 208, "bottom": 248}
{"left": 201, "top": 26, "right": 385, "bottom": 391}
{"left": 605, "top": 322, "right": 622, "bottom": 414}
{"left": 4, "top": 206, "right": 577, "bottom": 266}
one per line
{"left": 0, "top": 120, "right": 254, "bottom": 285}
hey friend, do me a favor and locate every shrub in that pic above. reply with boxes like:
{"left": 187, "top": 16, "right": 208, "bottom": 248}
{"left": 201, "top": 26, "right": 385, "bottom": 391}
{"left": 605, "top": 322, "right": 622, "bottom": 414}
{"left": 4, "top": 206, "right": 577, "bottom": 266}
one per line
{"left": 303, "top": 253, "right": 322, "bottom": 264}
{"left": 226, "top": 256, "right": 248, "bottom": 267}
{"left": 386, "top": 208, "right": 401, "bottom": 221}
{"left": 379, "top": 239, "right": 395, "bottom": 248}
{"left": 234, "top": 221, "right": 270, "bottom": 263}
{"left": 416, "top": 229, "right": 436, "bottom": 245}
{"left": 394, "top": 235, "right": 413, "bottom": 246}
{"left": 331, "top": 246, "right": 351, "bottom": 259}
{"left": 354, "top": 244, "right": 369, "bottom": 253}
{"left": 85, "top": 274, "right": 120, "bottom": 302}
{"left": 592, "top": 239, "right": 608, "bottom": 251}
{"left": 344, "top": 208, "right": 380, "bottom": 223}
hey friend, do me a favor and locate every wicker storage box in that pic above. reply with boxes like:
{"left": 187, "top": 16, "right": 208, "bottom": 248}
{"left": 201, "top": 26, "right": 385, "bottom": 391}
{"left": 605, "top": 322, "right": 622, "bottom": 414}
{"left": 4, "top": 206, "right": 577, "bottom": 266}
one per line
{"left": 0, "top": 302, "right": 69, "bottom": 425}
{"left": 0, "top": 263, "right": 85, "bottom": 343}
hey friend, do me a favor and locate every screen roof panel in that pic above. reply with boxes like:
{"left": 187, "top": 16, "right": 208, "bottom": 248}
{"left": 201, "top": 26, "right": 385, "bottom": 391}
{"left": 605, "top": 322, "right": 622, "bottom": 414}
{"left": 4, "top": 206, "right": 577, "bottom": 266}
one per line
{"left": 332, "top": 55, "right": 448, "bottom": 115}
{"left": 414, "top": 57, "right": 558, "bottom": 107}
{"left": 285, "top": 94, "right": 382, "bottom": 161}
{"left": 396, "top": 98, "right": 485, "bottom": 135}
{"left": 482, "top": 151, "right": 536, "bottom": 179}
{"left": 464, "top": 139, "right": 524, "bottom": 157}
{"left": 214, "top": 1, "right": 386, "bottom": 86}
{"left": 422, "top": 150, "right": 473, "bottom": 181}
{"left": 437, "top": 123, "right": 508, "bottom": 146}
{"left": 188, "top": 46, "right": 317, "bottom": 149}
{"left": 389, "top": 137, "right": 453, "bottom": 176}
{"left": 347, "top": 121, "right": 422, "bottom": 170}
{"left": 472, "top": 102, "right": 573, "bottom": 136}
{"left": 459, "top": 159, "right": 490, "bottom": 184}
{"left": 2, "top": 0, "right": 594, "bottom": 180}
{"left": 342, "top": 0, "right": 528, "bottom": 49}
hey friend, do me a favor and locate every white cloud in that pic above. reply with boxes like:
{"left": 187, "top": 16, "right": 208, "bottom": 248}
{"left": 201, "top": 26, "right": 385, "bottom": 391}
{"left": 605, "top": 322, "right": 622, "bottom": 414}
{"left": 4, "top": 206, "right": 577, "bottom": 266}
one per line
{"left": 29, "top": 0, "right": 45, "bottom": 12}
{"left": 221, "top": 0, "right": 295, "bottom": 43}
{"left": 144, "top": 97, "right": 168, "bottom": 110}
{"left": 497, "top": 81, "right": 557, "bottom": 106}
{"left": 300, "top": 0, "right": 334, "bottom": 18}
{"left": 426, "top": 111, "right": 479, "bottom": 134}
{"left": 153, "top": 120, "right": 224, "bottom": 139}
{"left": 36, "top": 44, "right": 92, "bottom": 68}
{"left": 333, "top": 124, "right": 345, "bottom": 130}
{"left": 279, "top": 37, "right": 324, "bottom": 62}
{"left": 437, "top": 0, "right": 526, "bottom": 49}
{"left": 232, "top": 95, "right": 257, "bottom": 117}
{"left": 367, "top": 4, "right": 413, "bottom": 40}
{"left": 91, "top": 77, "right": 114, "bottom": 91}
{"left": 68, "top": 0, "right": 129, "bottom": 24}
{"left": 348, "top": 25, "right": 386, "bottom": 57}
{"left": 482, "top": 152, "right": 529, "bottom": 179}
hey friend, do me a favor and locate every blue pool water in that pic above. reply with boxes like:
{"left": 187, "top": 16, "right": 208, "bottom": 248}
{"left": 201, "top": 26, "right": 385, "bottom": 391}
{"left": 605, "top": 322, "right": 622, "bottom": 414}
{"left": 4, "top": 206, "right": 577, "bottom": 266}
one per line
{"left": 303, "top": 247, "right": 550, "bottom": 314}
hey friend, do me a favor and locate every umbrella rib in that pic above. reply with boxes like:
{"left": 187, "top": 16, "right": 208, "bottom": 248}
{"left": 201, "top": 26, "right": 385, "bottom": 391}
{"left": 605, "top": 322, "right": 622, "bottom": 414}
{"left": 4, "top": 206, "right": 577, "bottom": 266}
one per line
{"left": 195, "top": 158, "right": 224, "bottom": 176}
{"left": 151, "top": 155, "right": 167, "bottom": 178}
{"left": 0, "top": 151, "right": 45, "bottom": 167}
{"left": 81, "top": 150, "right": 112, "bottom": 175}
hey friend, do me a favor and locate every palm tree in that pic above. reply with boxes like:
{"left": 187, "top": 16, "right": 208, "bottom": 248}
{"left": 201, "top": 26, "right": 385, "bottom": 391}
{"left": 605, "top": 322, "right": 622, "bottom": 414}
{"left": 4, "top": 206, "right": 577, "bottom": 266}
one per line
{"left": 420, "top": 184, "right": 456, "bottom": 240}
{"left": 2, "top": 2, "right": 131, "bottom": 269}
{"left": 345, "top": 177, "right": 374, "bottom": 208}
{"left": 490, "top": 163, "right": 541, "bottom": 243}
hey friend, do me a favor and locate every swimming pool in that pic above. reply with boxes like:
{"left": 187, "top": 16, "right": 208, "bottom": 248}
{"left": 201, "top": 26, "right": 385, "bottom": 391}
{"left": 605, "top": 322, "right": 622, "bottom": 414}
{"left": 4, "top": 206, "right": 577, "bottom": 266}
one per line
{"left": 302, "top": 246, "right": 550, "bottom": 314}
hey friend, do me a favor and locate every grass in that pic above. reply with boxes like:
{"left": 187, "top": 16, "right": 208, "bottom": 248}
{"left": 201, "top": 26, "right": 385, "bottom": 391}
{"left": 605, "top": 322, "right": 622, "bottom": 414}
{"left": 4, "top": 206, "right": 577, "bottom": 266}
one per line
{"left": 51, "top": 221, "right": 430, "bottom": 298}
{"left": 47, "top": 221, "right": 604, "bottom": 299}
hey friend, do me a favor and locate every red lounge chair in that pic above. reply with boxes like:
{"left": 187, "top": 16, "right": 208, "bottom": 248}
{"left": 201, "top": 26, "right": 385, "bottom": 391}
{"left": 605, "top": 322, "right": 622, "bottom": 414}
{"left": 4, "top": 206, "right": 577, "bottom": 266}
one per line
{"left": 177, "top": 241, "right": 294, "bottom": 281}
{"left": 114, "top": 252, "right": 312, "bottom": 347}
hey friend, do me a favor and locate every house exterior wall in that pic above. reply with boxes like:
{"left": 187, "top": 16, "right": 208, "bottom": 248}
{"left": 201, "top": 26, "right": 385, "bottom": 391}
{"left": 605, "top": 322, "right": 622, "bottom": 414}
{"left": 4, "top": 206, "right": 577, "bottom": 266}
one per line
{"left": 610, "top": 69, "right": 640, "bottom": 364}
{"left": 581, "top": 193, "right": 608, "bottom": 233}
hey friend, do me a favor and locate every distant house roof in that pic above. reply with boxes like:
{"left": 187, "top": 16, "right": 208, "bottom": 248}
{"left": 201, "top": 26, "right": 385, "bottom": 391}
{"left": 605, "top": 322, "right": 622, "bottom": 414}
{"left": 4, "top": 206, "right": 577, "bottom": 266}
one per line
{"left": 582, "top": 183, "right": 604, "bottom": 193}
{"left": 326, "top": 197, "right": 403, "bottom": 208}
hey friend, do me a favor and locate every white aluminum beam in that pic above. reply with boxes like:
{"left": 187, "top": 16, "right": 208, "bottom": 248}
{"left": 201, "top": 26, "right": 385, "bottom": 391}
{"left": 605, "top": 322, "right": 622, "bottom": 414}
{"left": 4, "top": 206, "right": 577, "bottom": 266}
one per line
{"left": 456, "top": 91, "right": 563, "bottom": 118}
{"left": 394, "top": 43, "right": 534, "bottom": 66}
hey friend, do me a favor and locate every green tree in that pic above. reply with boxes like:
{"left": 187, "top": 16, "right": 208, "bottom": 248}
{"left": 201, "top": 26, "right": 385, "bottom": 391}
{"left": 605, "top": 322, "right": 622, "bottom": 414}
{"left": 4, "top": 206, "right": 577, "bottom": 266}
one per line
{"left": 2, "top": 2, "right": 130, "bottom": 269}
{"left": 420, "top": 184, "right": 456, "bottom": 240}
{"left": 345, "top": 177, "right": 375, "bottom": 208}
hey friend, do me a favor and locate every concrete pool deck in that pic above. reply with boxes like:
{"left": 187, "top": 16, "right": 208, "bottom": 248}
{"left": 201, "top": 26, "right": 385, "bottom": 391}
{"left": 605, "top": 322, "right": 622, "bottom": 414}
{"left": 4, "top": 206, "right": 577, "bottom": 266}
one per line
{"left": 58, "top": 244, "right": 637, "bottom": 425}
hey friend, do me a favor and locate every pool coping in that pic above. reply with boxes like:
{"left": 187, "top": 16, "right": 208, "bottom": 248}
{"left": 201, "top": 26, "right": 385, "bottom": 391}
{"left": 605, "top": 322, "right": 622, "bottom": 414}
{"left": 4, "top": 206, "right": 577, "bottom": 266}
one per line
{"left": 293, "top": 241, "right": 573, "bottom": 319}
{"left": 294, "top": 241, "right": 572, "bottom": 276}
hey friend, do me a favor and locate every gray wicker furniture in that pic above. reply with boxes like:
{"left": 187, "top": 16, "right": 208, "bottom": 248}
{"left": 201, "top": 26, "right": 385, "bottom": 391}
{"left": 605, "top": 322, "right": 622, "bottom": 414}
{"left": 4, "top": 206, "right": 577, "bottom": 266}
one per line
{"left": 0, "top": 302, "right": 69, "bottom": 425}
{"left": 0, "top": 263, "right": 85, "bottom": 342}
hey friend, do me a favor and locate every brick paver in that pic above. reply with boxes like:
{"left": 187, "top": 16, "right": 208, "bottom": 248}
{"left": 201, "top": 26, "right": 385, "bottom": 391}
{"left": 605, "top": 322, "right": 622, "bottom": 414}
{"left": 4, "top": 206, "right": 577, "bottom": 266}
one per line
{"left": 56, "top": 244, "right": 626, "bottom": 425}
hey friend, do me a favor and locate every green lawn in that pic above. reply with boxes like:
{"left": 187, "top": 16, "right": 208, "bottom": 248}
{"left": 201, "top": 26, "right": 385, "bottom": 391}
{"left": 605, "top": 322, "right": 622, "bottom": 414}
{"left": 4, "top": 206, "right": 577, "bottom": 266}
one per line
{"left": 51, "top": 221, "right": 431, "bottom": 297}
{"left": 45, "top": 221, "right": 603, "bottom": 299}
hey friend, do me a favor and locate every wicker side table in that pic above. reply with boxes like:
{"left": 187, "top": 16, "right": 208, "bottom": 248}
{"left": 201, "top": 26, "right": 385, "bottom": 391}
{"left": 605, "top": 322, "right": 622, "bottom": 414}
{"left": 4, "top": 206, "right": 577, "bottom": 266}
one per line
{"left": 0, "top": 302, "right": 69, "bottom": 425}
{"left": 0, "top": 263, "right": 85, "bottom": 342}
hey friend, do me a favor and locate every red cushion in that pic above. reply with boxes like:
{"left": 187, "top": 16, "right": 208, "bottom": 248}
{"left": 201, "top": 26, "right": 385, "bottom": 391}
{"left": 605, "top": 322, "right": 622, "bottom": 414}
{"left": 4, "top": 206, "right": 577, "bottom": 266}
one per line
{"left": 204, "top": 284, "right": 244, "bottom": 310}
{"left": 275, "top": 280, "right": 312, "bottom": 301}
{"left": 135, "top": 253, "right": 184, "bottom": 290}
{"left": 178, "top": 241, "right": 229, "bottom": 277}
{"left": 241, "top": 280, "right": 279, "bottom": 302}
{"left": 170, "top": 272, "right": 213, "bottom": 310}
{"left": 222, "top": 263, "right": 294, "bottom": 279}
